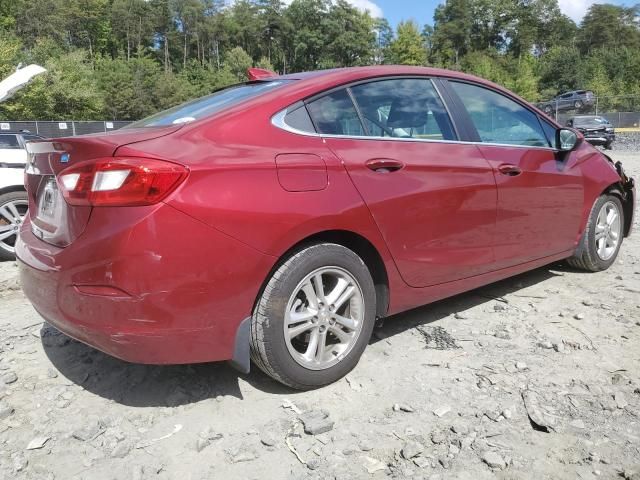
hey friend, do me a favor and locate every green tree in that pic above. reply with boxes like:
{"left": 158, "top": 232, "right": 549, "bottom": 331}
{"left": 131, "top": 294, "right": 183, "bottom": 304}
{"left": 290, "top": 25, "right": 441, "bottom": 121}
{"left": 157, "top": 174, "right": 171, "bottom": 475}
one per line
{"left": 431, "top": 0, "right": 472, "bottom": 66}
{"left": 373, "top": 18, "right": 394, "bottom": 64}
{"left": 1, "top": 50, "right": 104, "bottom": 120}
{"left": 506, "top": 54, "right": 540, "bottom": 101}
{"left": 224, "top": 46, "right": 252, "bottom": 81}
{"left": 579, "top": 4, "right": 640, "bottom": 53}
{"left": 322, "top": 1, "right": 375, "bottom": 68}
{"left": 388, "top": 21, "right": 427, "bottom": 66}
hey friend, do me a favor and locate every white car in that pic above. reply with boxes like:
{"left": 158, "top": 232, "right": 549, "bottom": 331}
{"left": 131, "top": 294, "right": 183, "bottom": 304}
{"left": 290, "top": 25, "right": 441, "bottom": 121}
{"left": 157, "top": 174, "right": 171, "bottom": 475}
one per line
{"left": 0, "top": 132, "right": 42, "bottom": 260}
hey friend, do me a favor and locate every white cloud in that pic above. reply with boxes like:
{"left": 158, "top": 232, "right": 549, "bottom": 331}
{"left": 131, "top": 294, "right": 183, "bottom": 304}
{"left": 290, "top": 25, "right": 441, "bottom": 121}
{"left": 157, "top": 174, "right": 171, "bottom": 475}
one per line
{"left": 557, "top": 0, "right": 598, "bottom": 22}
{"left": 346, "top": 0, "right": 384, "bottom": 17}
{"left": 280, "top": 0, "right": 383, "bottom": 18}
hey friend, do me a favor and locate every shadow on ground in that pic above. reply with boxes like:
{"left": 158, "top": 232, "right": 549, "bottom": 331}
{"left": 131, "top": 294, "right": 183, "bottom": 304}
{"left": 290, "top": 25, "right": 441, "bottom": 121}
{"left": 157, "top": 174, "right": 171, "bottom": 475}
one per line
{"left": 42, "top": 263, "right": 566, "bottom": 407}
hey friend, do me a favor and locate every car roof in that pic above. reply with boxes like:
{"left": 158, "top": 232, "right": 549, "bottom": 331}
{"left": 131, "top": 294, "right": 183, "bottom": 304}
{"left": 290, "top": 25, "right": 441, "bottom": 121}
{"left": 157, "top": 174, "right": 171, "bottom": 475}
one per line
{"left": 279, "top": 65, "right": 495, "bottom": 84}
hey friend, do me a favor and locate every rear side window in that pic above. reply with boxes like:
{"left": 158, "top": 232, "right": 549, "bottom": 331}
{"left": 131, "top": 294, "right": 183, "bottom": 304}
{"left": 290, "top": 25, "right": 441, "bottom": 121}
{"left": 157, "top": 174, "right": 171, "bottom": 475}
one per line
{"left": 283, "top": 104, "right": 315, "bottom": 133}
{"left": 0, "top": 135, "right": 20, "bottom": 149}
{"left": 350, "top": 78, "right": 456, "bottom": 140}
{"left": 129, "top": 80, "right": 291, "bottom": 127}
{"left": 451, "top": 82, "right": 550, "bottom": 147}
{"left": 306, "top": 89, "right": 365, "bottom": 136}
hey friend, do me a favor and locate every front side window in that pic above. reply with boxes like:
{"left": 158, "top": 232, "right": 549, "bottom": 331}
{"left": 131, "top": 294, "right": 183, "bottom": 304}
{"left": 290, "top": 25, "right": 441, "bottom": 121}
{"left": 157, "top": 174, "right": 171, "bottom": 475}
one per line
{"left": 451, "top": 82, "right": 550, "bottom": 147}
{"left": 350, "top": 78, "right": 456, "bottom": 140}
{"left": 306, "top": 89, "right": 365, "bottom": 136}
{"left": 0, "top": 135, "right": 20, "bottom": 149}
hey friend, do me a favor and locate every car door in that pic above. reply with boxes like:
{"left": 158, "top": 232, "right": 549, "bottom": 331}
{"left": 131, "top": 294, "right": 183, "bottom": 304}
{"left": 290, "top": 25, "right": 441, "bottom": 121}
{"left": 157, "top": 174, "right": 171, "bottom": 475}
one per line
{"left": 305, "top": 78, "right": 498, "bottom": 288}
{"left": 447, "top": 81, "right": 584, "bottom": 268}
{"left": 560, "top": 92, "right": 574, "bottom": 111}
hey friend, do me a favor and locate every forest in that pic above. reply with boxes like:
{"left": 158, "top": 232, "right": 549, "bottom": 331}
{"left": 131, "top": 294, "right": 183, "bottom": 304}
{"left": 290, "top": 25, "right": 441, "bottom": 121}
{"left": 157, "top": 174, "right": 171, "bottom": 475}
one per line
{"left": 0, "top": 0, "right": 639, "bottom": 121}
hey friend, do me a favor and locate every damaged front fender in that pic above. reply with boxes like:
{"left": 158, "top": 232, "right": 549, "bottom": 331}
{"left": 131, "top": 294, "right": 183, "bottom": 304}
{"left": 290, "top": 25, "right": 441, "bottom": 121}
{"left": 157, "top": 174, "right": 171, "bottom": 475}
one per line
{"left": 604, "top": 154, "right": 636, "bottom": 237}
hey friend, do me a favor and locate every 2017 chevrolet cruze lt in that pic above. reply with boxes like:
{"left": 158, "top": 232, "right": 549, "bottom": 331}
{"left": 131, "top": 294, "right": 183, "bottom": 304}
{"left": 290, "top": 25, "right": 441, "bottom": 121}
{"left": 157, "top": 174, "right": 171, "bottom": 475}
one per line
{"left": 17, "top": 66, "right": 635, "bottom": 389}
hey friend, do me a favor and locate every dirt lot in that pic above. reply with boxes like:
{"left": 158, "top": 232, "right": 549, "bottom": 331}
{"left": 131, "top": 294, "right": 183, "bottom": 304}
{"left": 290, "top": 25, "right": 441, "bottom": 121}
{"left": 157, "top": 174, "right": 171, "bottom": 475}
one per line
{"left": 0, "top": 152, "right": 639, "bottom": 480}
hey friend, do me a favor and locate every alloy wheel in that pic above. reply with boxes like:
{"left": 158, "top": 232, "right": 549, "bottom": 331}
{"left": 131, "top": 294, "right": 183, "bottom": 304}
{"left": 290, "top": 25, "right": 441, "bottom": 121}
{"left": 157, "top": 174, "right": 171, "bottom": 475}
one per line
{"left": 0, "top": 198, "right": 28, "bottom": 255}
{"left": 283, "top": 266, "right": 365, "bottom": 370}
{"left": 594, "top": 200, "right": 621, "bottom": 261}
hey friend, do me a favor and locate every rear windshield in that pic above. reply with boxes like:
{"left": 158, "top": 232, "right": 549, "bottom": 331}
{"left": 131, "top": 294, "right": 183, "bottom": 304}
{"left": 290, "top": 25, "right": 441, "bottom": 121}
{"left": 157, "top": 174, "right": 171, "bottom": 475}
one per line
{"left": 128, "top": 80, "right": 291, "bottom": 128}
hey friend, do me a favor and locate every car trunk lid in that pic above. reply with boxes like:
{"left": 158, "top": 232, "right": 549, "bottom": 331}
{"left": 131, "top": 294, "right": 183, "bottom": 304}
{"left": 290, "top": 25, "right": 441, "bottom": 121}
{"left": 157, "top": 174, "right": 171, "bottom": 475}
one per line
{"left": 25, "top": 126, "right": 181, "bottom": 247}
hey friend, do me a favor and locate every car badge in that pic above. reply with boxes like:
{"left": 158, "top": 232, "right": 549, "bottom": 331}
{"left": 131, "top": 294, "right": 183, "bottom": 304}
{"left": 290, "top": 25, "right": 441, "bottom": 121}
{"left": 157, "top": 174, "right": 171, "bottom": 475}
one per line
{"left": 60, "top": 153, "right": 70, "bottom": 163}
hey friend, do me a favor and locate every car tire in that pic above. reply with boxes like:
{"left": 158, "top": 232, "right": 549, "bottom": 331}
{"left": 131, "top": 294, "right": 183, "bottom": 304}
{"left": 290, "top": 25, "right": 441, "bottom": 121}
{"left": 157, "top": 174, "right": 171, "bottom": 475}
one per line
{"left": 574, "top": 100, "right": 583, "bottom": 109}
{"left": 250, "top": 243, "right": 377, "bottom": 390}
{"left": 567, "top": 194, "right": 624, "bottom": 272}
{"left": 0, "top": 190, "right": 28, "bottom": 262}
{"left": 544, "top": 106, "right": 553, "bottom": 115}
{"left": 604, "top": 141, "right": 613, "bottom": 150}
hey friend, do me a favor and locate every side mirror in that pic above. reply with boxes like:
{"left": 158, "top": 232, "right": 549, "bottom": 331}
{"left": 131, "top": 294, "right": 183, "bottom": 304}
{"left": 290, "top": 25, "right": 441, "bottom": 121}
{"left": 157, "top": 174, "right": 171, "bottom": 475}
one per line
{"left": 557, "top": 128, "right": 579, "bottom": 151}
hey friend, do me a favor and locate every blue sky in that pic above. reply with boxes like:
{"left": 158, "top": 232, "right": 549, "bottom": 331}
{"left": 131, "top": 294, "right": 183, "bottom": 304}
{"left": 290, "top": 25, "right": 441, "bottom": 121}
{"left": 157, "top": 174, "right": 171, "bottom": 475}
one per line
{"left": 347, "top": 0, "right": 631, "bottom": 27}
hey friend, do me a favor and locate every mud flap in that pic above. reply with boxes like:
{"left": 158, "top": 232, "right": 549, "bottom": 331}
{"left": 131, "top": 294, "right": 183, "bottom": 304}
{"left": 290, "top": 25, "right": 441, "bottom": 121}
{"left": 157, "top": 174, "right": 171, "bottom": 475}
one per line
{"left": 228, "top": 317, "right": 251, "bottom": 374}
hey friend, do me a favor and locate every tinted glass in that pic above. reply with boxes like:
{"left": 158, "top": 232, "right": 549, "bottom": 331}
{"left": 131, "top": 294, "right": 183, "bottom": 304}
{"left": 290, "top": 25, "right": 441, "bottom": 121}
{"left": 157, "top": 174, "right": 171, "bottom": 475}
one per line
{"left": 451, "top": 82, "right": 550, "bottom": 147}
{"left": 22, "top": 134, "right": 42, "bottom": 142}
{"left": 284, "top": 105, "right": 315, "bottom": 133}
{"left": 129, "top": 80, "right": 290, "bottom": 127}
{"left": 540, "top": 118, "right": 558, "bottom": 148}
{"left": 350, "top": 78, "right": 456, "bottom": 140}
{"left": 306, "top": 89, "right": 365, "bottom": 136}
{"left": 574, "top": 116, "right": 608, "bottom": 126}
{"left": 0, "top": 135, "right": 20, "bottom": 149}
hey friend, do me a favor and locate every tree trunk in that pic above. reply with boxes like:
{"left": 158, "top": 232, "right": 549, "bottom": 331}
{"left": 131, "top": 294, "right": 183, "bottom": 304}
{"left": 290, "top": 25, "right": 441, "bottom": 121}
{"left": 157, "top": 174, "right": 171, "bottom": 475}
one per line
{"left": 126, "top": 25, "right": 131, "bottom": 61}
{"left": 183, "top": 33, "right": 187, "bottom": 69}
{"left": 164, "top": 34, "right": 170, "bottom": 73}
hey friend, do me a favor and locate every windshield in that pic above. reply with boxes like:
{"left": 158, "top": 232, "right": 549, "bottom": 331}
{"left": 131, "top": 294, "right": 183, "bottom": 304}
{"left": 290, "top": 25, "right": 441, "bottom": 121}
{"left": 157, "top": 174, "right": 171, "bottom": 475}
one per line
{"left": 574, "top": 116, "right": 608, "bottom": 126}
{"left": 128, "top": 80, "right": 291, "bottom": 128}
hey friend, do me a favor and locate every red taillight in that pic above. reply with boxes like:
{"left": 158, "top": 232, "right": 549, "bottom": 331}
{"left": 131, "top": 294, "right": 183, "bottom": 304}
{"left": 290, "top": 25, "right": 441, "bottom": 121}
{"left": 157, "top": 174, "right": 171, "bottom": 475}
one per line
{"left": 57, "top": 157, "right": 188, "bottom": 207}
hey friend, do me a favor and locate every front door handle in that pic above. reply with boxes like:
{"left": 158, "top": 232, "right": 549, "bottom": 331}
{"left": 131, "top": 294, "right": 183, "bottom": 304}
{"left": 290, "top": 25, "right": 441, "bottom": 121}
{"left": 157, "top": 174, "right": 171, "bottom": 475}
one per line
{"left": 498, "top": 164, "right": 522, "bottom": 176}
{"left": 365, "top": 158, "right": 404, "bottom": 173}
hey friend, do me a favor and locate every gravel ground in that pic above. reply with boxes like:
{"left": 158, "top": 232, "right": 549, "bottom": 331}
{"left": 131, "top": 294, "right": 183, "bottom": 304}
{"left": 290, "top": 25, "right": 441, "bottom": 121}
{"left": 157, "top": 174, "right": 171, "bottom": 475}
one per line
{"left": 1, "top": 152, "right": 639, "bottom": 480}
{"left": 610, "top": 132, "right": 640, "bottom": 152}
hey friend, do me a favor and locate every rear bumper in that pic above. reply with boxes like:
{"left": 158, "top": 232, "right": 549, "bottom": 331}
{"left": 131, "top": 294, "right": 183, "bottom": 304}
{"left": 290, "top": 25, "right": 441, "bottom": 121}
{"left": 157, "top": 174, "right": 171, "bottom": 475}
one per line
{"left": 17, "top": 203, "right": 275, "bottom": 365}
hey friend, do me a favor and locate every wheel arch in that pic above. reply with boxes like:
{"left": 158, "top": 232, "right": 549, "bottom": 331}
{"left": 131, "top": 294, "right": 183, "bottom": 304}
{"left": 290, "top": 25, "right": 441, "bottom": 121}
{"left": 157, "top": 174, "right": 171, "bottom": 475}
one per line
{"left": 255, "top": 229, "right": 390, "bottom": 319}
{"left": 603, "top": 183, "right": 634, "bottom": 237}
{"left": 0, "top": 184, "right": 26, "bottom": 196}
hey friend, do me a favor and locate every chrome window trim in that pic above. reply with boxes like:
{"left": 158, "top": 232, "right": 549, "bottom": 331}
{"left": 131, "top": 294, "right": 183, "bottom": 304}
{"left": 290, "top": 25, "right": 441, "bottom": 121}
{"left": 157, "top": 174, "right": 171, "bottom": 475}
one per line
{"left": 271, "top": 109, "right": 559, "bottom": 152}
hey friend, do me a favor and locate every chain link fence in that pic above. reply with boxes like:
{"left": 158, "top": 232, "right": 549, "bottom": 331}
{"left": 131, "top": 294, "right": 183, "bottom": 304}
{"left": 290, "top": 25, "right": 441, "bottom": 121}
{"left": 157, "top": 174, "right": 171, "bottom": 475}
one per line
{"left": 0, "top": 121, "right": 133, "bottom": 138}
{"left": 538, "top": 94, "right": 640, "bottom": 129}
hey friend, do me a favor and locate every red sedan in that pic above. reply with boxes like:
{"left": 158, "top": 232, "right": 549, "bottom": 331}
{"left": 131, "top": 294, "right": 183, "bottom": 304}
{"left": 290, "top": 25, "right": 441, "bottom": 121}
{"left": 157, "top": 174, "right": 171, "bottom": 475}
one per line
{"left": 17, "top": 66, "right": 635, "bottom": 389}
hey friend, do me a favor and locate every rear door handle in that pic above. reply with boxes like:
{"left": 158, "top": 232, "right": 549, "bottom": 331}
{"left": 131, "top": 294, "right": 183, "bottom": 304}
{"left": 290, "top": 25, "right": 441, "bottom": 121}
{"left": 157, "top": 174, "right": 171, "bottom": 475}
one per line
{"left": 365, "top": 158, "right": 404, "bottom": 173}
{"left": 498, "top": 164, "right": 522, "bottom": 176}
